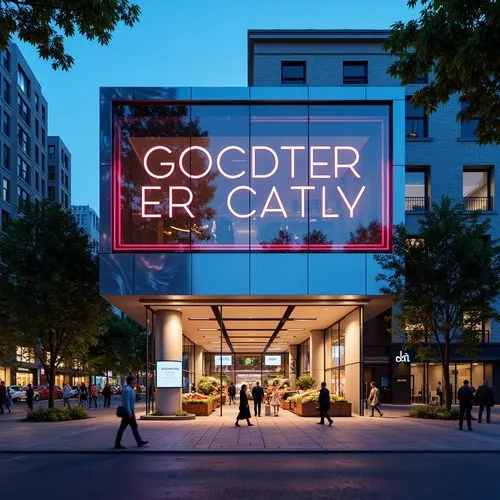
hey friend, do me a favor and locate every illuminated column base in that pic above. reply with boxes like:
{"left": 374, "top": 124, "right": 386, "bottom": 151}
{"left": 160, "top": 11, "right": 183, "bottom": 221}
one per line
{"left": 154, "top": 310, "right": 183, "bottom": 415}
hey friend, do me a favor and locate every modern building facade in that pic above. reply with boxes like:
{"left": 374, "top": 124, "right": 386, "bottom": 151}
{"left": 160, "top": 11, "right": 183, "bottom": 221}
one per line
{"left": 48, "top": 136, "right": 71, "bottom": 208}
{"left": 99, "top": 29, "right": 499, "bottom": 415}
{"left": 0, "top": 43, "right": 74, "bottom": 387}
{"left": 72, "top": 204, "right": 100, "bottom": 253}
{"left": 248, "top": 29, "right": 500, "bottom": 404}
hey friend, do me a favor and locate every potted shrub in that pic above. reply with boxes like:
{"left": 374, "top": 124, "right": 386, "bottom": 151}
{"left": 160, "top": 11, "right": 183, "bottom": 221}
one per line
{"left": 182, "top": 393, "right": 215, "bottom": 416}
{"left": 296, "top": 375, "right": 315, "bottom": 390}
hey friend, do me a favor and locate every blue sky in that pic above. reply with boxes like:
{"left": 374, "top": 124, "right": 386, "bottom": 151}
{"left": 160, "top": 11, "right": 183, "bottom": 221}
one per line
{"left": 16, "top": 0, "right": 413, "bottom": 211}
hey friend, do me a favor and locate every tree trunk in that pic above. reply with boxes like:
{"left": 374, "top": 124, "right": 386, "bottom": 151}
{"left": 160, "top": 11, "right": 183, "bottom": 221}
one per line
{"left": 443, "top": 339, "right": 451, "bottom": 410}
{"left": 48, "top": 363, "right": 56, "bottom": 409}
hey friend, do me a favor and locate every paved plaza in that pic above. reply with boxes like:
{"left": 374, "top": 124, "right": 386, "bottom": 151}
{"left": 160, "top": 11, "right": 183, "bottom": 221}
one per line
{"left": 1, "top": 400, "right": 500, "bottom": 452}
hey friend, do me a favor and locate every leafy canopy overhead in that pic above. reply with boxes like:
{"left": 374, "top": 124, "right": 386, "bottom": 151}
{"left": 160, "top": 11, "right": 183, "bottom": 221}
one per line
{"left": 384, "top": 0, "right": 500, "bottom": 144}
{"left": 0, "top": 0, "right": 141, "bottom": 70}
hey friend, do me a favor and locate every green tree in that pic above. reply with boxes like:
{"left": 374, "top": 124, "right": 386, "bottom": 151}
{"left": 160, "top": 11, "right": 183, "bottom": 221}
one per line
{"left": 88, "top": 314, "right": 146, "bottom": 378}
{"left": 384, "top": 0, "right": 500, "bottom": 144}
{"left": 375, "top": 198, "right": 500, "bottom": 409}
{"left": 0, "top": 0, "right": 140, "bottom": 70}
{"left": 0, "top": 201, "right": 109, "bottom": 407}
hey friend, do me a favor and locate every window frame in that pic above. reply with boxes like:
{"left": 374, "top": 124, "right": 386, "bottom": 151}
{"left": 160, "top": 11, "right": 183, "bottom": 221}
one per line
{"left": 281, "top": 61, "right": 306, "bottom": 85}
{"left": 343, "top": 61, "right": 368, "bottom": 85}
{"left": 463, "top": 167, "right": 493, "bottom": 211}
{"left": 405, "top": 96, "right": 428, "bottom": 138}
{"left": 405, "top": 167, "right": 430, "bottom": 212}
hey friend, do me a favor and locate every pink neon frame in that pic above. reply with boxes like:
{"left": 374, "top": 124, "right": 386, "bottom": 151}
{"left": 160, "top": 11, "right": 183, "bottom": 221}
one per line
{"left": 111, "top": 105, "right": 392, "bottom": 253}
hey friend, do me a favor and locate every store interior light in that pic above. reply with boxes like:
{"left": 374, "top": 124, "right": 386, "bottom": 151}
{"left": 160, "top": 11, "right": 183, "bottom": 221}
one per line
{"left": 189, "top": 317, "right": 213, "bottom": 320}
{"left": 198, "top": 328, "right": 219, "bottom": 331}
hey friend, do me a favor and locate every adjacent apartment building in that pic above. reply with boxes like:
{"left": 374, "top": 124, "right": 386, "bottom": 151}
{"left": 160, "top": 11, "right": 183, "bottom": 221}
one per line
{"left": 72, "top": 204, "right": 100, "bottom": 253}
{"left": 0, "top": 43, "right": 75, "bottom": 388}
{"left": 248, "top": 29, "right": 499, "bottom": 403}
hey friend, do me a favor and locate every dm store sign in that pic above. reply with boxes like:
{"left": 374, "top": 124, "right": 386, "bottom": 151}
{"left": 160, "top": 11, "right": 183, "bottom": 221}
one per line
{"left": 112, "top": 101, "right": 391, "bottom": 252}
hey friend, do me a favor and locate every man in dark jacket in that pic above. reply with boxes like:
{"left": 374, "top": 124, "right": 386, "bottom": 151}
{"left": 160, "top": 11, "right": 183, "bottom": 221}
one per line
{"left": 317, "top": 382, "right": 333, "bottom": 426}
{"left": 457, "top": 379, "right": 475, "bottom": 431}
{"left": 475, "top": 380, "right": 495, "bottom": 424}
{"left": 251, "top": 382, "right": 264, "bottom": 417}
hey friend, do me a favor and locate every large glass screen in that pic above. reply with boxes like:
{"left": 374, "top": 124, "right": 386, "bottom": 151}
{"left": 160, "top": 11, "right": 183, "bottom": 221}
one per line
{"left": 112, "top": 101, "right": 391, "bottom": 252}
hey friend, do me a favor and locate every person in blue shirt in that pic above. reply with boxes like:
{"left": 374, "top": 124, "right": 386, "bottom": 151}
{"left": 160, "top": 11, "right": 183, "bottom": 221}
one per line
{"left": 114, "top": 375, "right": 148, "bottom": 449}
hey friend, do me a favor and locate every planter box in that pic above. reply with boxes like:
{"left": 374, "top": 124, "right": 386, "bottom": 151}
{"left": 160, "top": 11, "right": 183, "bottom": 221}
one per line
{"left": 182, "top": 402, "right": 214, "bottom": 416}
{"left": 295, "top": 401, "right": 352, "bottom": 417}
{"left": 280, "top": 400, "right": 291, "bottom": 410}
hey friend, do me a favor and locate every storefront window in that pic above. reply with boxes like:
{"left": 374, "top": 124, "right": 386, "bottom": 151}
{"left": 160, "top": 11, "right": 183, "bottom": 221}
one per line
{"left": 0, "top": 366, "right": 11, "bottom": 385}
{"left": 298, "top": 340, "right": 310, "bottom": 376}
{"left": 182, "top": 335, "right": 195, "bottom": 393}
{"left": 15, "top": 369, "right": 33, "bottom": 387}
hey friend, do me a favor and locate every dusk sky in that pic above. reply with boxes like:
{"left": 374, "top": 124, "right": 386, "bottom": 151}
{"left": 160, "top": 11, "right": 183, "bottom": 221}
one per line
{"left": 15, "top": 0, "right": 413, "bottom": 211}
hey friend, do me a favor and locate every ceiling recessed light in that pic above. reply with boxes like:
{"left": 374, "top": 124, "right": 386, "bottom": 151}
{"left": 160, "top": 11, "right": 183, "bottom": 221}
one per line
{"left": 292, "top": 318, "right": 316, "bottom": 322}
{"left": 189, "top": 317, "right": 212, "bottom": 320}
{"left": 324, "top": 308, "right": 329, "bottom": 311}
{"left": 285, "top": 328, "right": 304, "bottom": 331}
{"left": 198, "top": 328, "right": 219, "bottom": 331}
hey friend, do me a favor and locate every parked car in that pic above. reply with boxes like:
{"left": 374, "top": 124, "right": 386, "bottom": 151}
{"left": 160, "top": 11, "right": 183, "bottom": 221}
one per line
{"left": 8, "top": 385, "right": 40, "bottom": 403}
{"left": 34, "top": 385, "right": 63, "bottom": 400}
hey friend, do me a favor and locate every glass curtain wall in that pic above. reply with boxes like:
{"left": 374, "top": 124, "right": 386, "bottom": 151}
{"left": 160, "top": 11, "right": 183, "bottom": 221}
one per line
{"left": 297, "top": 340, "right": 310, "bottom": 376}
{"left": 182, "top": 336, "right": 195, "bottom": 393}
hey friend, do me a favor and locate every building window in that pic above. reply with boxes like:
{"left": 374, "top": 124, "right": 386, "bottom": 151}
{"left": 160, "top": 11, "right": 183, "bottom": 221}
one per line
{"left": 41, "top": 152, "right": 46, "bottom": 173}
{"left": 1, "top": 177, "right": 9, "bottom": 202}
{"left": 17, "top": 156, "right": 29, "bottom": 184}
{"left": 408, "top": 73, "right": 429, "bottom": 84}
{"left": 41, "top": 104, "right": 46, "bottom": 123}
{"left": 41, "top": 128, "right": 46, "bottom": 147}
{"left": 48, "top": 165, "right": 55, "bottom": 180}
{"left": 35, "top": 118, "right": 39, "bottom": 139}
{"left": 3, "top": 144, "right": 10, "bottom": 170}
{"left": 2, "top": 78, "right": 10, "bottom": 103}
{"left": 16, "top": 346, "right": 35, "bottom": 364}
{"left": 34, "top": 92, "right": 39, "bottom": 112}
{"left": 463, "top": 168, "right": 493, "bottom": 211}
{"left": 1, "top": 209, "right": 9, "bottom": 232}
{"left": 35, "top": 171, "right": 40, "bottom": 192}
{"left": 2, "top": 50, "right": 10, "bottom": 71}
{"left": 65, "top": 173, "right": 69, "bottom": 189}
{"left": 18, "top": 126, "right": 30, "bottom": 155}
{"left": 281, "top": 61, "right": 306, "bottom": 84}
{"left": 405, "top": 96, "right": 428, "bottom": 138}
{"left": 35, "top": 144, "right": 39, "bottom": 165}
{"left": 41, "top": 179, "right": 46, "bottom": 196}
{"left": 48, "top": 145, "right": 55, "bottom": 160}
{"left": 17, "top": 66, "right": 30, "bottom": 96}
{"left": 48, "top": 185, "right": 55, "bottom": 201}
{"left": 460, "top": 102, "right": 480, "bottom": 140}
{"left": 343, "top": 61, "right": 368, "bottom": 84}
{"left": 17, "top": 185, "right": 30, "bottom": 205}
{"left": 17, "top": 95, "right": 30, "bottom": 125}
{"left": 405, "top": 169, "right": 430, "bottom": 211}
{"left": 2, "top": 111, "right": 10, "bottom": 136}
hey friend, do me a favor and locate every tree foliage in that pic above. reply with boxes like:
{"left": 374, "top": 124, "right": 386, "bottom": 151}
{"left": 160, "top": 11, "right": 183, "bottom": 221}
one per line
{"left": 0, "top": 201, "right": 109, "bottom": 407}
{"left": 87, "top": 313, "right": 146, "bottom": 377}
{"left": 0, "top": 0, "right": 141, "bottom": 70}
{"left": 375, "top": 197, "right": 500, "bottom": 408}
{"left": 384, "top": 0, "right": 500, "bottom": 144}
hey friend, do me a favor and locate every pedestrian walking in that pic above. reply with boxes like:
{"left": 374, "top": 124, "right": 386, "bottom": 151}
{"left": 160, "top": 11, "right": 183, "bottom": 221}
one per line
{"left": 251, "top": 381, "right": 264, "bottom": 417}
{"left": 228, "top": 382, "right": 236, "bottom": 405}
{"left": 368, "top": 381, "right": 383, "bottom": 417}
{"left": 114, "top": 375, "right": 148, "bottom": 449}
{"left": 235, "top": 384, "right": 254, "bottom": 427}
{"left": 4, "top": 386, "right": 12, "bottom": 414}
{"left": 79, "top": 382, "right": 88, "bottom": 408}
{"left": 316, "top": 381, "right": 333, "bottom": 426}
{"left": 102, "top": 383, "right": 112, "bottom": 408}
{"left": 475, "top": 380, "right": 495, "bottom": 424}
{"left": 270, "top": 388, "right": 280, "bottom": 416}
{"left": 62, "top": 382, "right": 71, "bottom": 409}
{"left": 89, "top": 384, "right": 98, "bottom": 408}
{"left": 0, "top": 381, "right": 6, "bottom": 414}
{"left": 26, "top": 383, "right": 34, "bottom": 411}
{"left": 436, "top": 381, "right": 444, "bottom": 406}
{"left": 458, "top": 379, "right": 474, "bottom": 431}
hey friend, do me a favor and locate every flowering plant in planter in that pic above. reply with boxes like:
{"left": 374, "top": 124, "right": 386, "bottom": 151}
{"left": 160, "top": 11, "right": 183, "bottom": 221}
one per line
{"left": 296, "top": 375, "right": 316, "bottom": 390}
{"left": 289, "top": 389, "right": 347, "bottom": 404}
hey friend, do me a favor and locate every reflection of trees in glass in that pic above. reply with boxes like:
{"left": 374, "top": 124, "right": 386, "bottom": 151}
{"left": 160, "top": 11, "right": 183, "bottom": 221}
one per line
{"left": 303, "top": 229, "right": 333, "bottom": 245}
{"left": 347, "top": 220, "right": 382, "bottom": 244}
{"left": 117, "top": 104, "right": 217, "bottom": 245}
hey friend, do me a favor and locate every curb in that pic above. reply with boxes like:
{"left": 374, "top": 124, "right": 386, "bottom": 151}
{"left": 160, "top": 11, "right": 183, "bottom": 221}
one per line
{"left": 1, "top": 449, "right": 500, "bottom": 455}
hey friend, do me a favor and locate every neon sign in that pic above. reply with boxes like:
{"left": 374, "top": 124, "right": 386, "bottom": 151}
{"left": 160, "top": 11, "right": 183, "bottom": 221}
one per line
{"left": 112, "top": 102, "right": 391, "bottom": 252}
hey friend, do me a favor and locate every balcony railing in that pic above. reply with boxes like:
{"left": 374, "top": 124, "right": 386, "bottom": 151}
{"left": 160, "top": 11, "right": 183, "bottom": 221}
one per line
{"left": 463, "top": 196, "right": 493, "bottom": 211}
{"left": 405, "top": 196, "right": 429, "bottom": 212}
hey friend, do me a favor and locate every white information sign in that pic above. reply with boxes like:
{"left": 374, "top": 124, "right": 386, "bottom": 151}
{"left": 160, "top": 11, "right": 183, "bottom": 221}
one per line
{"left": 215, "top": 355, "right": 233, "bottom": 366}
{"left": 265, "top": 355, "right": 282, "bottom": 366}
{"left": 156, "top": 360, "right": 182, "bottom": 388}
